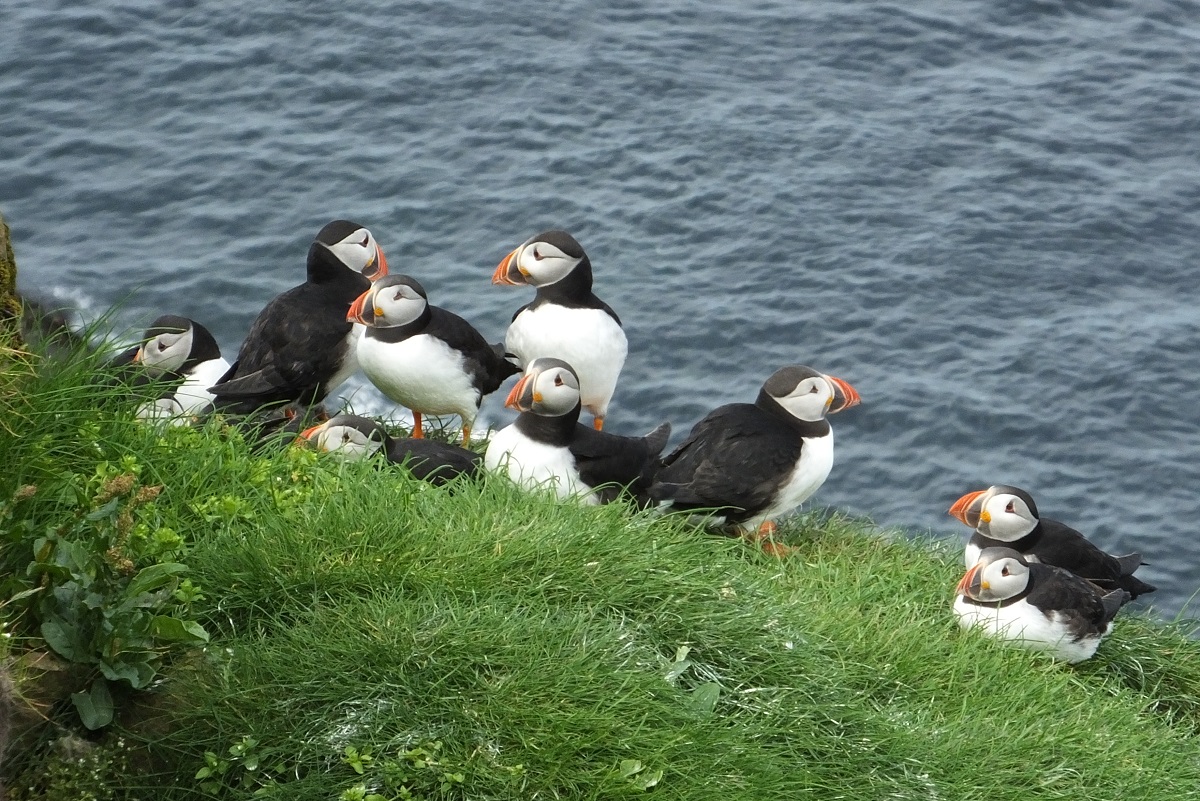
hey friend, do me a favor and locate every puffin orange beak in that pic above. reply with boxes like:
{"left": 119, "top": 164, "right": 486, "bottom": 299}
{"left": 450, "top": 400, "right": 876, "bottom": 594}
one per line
{"left": 505, "top": 374, "right": 529, "bottom": 410}
{"left": 492, "top": 247, "right": 526, "bottom": 286}
{"left": 295, "top": 422, "right": 324, "bottom": 448}
{"left": 132, "top": 347, "right": 144, "bottom": 364}
{"left": 505, "top": 373, "right": 542, "bottom": 411}
{"left": 362, "top": 244, "right": 389, "bottom": 281}
{"left": 949, "top": 490, "right": 987, "bottom": 528}
{"left": 956, "top": 563, "right": 983, "bottom": 597}
{"left": 346, "top": 288, "right": 373, "bottom": 324}
{"left": 826, "top": 375, "right": 861, "bottom": 413}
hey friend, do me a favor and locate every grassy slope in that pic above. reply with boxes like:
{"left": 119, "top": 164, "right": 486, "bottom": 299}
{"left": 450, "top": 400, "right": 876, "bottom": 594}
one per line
{"left": 4, "top": 341, "right": 1200, "bottom": 800}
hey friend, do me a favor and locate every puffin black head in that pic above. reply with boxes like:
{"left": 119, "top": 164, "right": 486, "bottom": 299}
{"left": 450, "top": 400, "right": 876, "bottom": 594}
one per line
{"left": 492, "top": 229, "right": 590, "bottom": 288}
{"left": 347, "top": 274, "right": 428, "bottom": 328}
{"left": 757, "top": 364, "right": 861, "bottom": 423}
{"left": 179, "top": 319, "right": 221, "bottom": 370}
{"left": 300, "top": 414, "right": 389, "bottom": 461}
{"left": 308, "top": 219, "right": 389, "bottom": 284}
{"left": 956, "top": 547, "right": 1031, "bottom": 602}
{"left": 505, "top": 357, "right": 581, "bottom": 416}
{"left": 948, "top": 484, "right": 1040, "bottom": 541}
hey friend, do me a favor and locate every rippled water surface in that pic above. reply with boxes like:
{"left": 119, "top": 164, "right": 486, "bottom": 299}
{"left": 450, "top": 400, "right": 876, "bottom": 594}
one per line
{"left": 4, "top": 0, "right": 1198, "bottom": 618}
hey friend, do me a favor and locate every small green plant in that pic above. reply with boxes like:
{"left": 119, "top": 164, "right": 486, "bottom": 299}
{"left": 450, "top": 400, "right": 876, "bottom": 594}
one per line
{"left": 8, "top": 736, "right": 136, "bottom": 801}
{"left": 343, "top": 744, "right": 375, "bottom": 774}
{"left": 5, "top": 464, "right": 208, "bottom": 729}
{"left": 618, "top": 759, "right": 663, "bottom": 792}
{"left": 195, "top": 735, "right": 289, "bottom": 796}
{"left": 339, "top": 741, "right": 468, "bottom": 801}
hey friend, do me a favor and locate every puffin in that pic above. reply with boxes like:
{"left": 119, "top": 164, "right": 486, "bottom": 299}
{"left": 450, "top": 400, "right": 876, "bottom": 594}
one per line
{"left": 347, "top": 274, "right": 520, "bottom": 445}
{"left": 300, "top": 414, "right": 480, "bottom": 486}
{"left": 208, "top": 220, "right": 388, "bottom": 415}
{"left": 954, "top": 547, "right": 1129, "bottom": 663}
{"left": 134, "top": 315, "right": 228, "bottom": 418}
{"left": 484, "top": 358, "right": 670, "bottom": 505}
{"left": 107, "top": 315, "right": 229, "bottom": 421}
{"left": 492, "top": 230, "right": 627, "bottom": 431}
{"left": 949, "top": 484, "right": 1156, "bottom": 599}
{"left": 648, "top": 365, "right": 860, "bottom": 550}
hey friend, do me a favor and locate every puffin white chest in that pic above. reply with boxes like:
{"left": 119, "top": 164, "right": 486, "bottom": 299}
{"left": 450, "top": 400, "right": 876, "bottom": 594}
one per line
{"left": 325, "top": 325, "right": 363, "bottom": 397}
{"left": 506, "top": 304, "right": 627, "bottom": 416}
{"left": 484, "top": 425, "right": 599, "bottom": 505}
{"left": 174, "top": 357, "right": 232, "bottom": 415}
{"left": 357, "top": 332, "right": 479, "bottom": 419}
{"left": 952, "top": 596, "right": 1102, "bottom": 664}
{"left": 752, "top": 431, "right": 835, "bottom": 527}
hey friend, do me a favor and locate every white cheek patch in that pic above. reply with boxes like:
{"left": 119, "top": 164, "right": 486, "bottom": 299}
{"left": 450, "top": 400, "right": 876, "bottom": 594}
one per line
{"left": 380, "top": 296, "right": 426, "bottom": 327}
{"left": 328, "top": 241, "right": 370, "bottom": 273}
{"left": 143, "top": 330, "right": 192, "bottom": 371}
{"left": 778, "top": 389, "right": 829, "bottom": 422}
{"left": 540, "top": 380, "right": 581, "bottom": 415}
{"left": 523, "top": 253, "right": 575, "bottom": 286}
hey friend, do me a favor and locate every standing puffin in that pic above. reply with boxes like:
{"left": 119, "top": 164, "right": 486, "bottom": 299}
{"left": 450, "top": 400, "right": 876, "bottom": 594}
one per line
{"left": 648, "top": 365, "right": 860, "bottom": 549}
{"left": 300, "top": 414, "right": 480, "bottom": 486}
{"left": 348, "top": 274, "right": 520, "bottom": 445}
{"left": 484, "top": 358, "right": 670, "bottom": 506}
{"left": 492, "top": 230, "right": 627, "bottom": 431}
{"left": 954, "top": 547, "right": 1129, "bottom": 663}
{"left": 208, "top": 220, "right": 388, "bottom": 415}
{"left": 949, "top": 484, "right": 1156, "bottom": 599}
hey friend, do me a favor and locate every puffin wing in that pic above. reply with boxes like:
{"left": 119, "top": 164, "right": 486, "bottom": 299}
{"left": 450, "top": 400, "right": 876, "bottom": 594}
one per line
{"left": 569, "top": 422, "right": 671, "bottom": 498}
{"left": 1035, "top": 518, "right": 1152, "bottom": 595}
{"left": 388, "top": 437, "right": 482, "bottom": 486}
{"left": 209, "top": 286, "right": 347, "bottom": 406}
{"left": 207, "top": 359, "right": 295, "bottom": 399}
{"left": 650, "top": 404, "right": 796, "bottom": 516}
{"left": 1026, "top": 564, "right": 1114, "bottom": 637}
{"left": 427, "top": 308, "right": 521, "bottom": 395}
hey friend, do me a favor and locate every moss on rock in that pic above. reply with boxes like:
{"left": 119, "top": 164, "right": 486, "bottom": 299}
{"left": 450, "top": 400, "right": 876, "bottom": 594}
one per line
{"left": 0, "top": 211, "right": 21, "bottom": 327}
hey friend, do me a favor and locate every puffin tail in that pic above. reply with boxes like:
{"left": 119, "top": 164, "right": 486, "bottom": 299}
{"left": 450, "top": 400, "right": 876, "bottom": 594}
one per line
{"left": 642, "top": 421, "right": 672, "bottom": 459}
{"left": 1113, "top": 552, "right": 1145, "bottom": 575}
{"left": 1101, "top": 588, "right": 1132, "bottom": 623}
{"left": 492, "top": 342, "right": 523, "bottom": 378}
{"left": 1117, "top": 574, "right": 1157, "bottom": 600}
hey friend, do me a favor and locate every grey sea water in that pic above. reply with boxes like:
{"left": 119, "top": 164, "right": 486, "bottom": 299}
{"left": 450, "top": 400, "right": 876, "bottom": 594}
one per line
{"left": 3, "top": 0, "right": 1198, "bottom": 619}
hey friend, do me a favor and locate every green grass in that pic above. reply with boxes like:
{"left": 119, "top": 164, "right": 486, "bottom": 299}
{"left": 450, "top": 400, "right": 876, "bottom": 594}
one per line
{"left": 3, "top": 335, "right": 1200, "bottom": 800}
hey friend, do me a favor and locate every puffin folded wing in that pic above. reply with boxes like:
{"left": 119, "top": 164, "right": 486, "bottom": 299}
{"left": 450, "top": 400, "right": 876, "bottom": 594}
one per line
{"left": 208, "top": 361, "right": 293, "bottom": 399}
{"left": 570, "top": 421, "right": 672, "bottom": 506}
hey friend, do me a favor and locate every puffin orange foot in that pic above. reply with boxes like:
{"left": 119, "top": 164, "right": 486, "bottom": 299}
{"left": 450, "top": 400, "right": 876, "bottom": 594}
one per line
{"left": 745, "top": 521, "right": 794, "bottom": 557}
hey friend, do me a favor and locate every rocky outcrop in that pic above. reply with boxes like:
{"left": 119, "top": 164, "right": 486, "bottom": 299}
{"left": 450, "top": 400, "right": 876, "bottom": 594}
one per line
{"left": 0, "top": 210, "right": 20, "bottom": 342}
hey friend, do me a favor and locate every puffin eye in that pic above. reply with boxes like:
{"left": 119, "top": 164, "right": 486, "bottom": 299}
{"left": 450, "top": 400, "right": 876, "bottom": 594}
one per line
{"left": 1001, "top": 566, "right": 1010, "bottom": 577}
{"left": 342, "top": 432, "right": 350, "bottom": 443}
{"left": 532, "top": 247, "right": 544, "bottom": 261}
{"left": 158, "top": 340, "right": 168, "bottom": 351}
{"left": 360, "top": 234, "right": 370, "bottom": 247}
{"left": 554, "top": 375, "right": 564, "bottom": 387}
{"left": 808, "top": 385, "right": 819, "bottom": 394}
{"left": 1005, "top": 501, "right": 1015, "bottom": 514}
